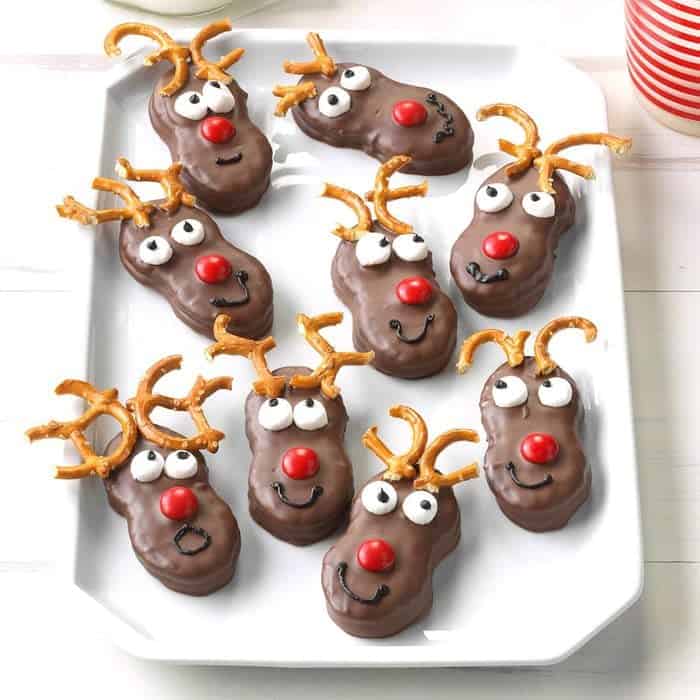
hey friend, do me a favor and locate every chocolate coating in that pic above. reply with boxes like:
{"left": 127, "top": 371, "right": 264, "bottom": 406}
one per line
{"left": 104, "top": 430, "right": 240, "bottom": 596}
{"left": 244, "top": 367, "right": 354, "bottom": 546}
{"left": 480, "top": 358, "right": 591, "bottom": 531}
{"left": 322, "top": 474, "right": 460, "bottom": 638}
{"left": 292, "top": 64, "right": 473, "bottom": 175}
{"left": 450, "top": 167, "right": 575, "bottom": 317}
{"left": 119, "top": 203, "right": 273, "bottom": 339}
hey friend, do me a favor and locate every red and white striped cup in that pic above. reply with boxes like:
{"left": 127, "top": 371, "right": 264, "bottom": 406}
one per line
{"left": 626, "top": 0, "right": 700, "bottom": 135}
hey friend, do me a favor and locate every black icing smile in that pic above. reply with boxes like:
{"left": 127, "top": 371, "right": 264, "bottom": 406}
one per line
{"left": 271, "top": 482, "right": 324, "bottom": 509}
{"left": 337, "top": 562, "right": 390, "bottom": 604}
{"left": 426, "top": 93, "right": 455, "bottom": 144}
{"left": 466, "top": 262, "right": 509, "bottom": 284}
{"left": 173, "top": 523, "right": 212, "bottom": 556}
{"left": 216, "top": 152, "right": 243, "bottom": 166}
{"left": 389, "top": 314, "right": 435, "bottom": 344}
{"left": 506, "top": 461, "right": 553, "bottom": 490}
{"left": 210, "top": 270, "right": 250, "bottom": 307}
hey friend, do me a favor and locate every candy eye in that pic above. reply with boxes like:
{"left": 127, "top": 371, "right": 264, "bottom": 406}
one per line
{"left": 392, "top": 233, "right": 428, "bottom": 262}
{"left": 203, "top": 80, "right": 235, "bottom": 113}
{"left": 476, "top": 183, "right": 514, "bottom": 213}
{"left": 164, "top": 450, "right": 198, "bottom": 479}
{"left": 538, "top": 377, "right": 573, "bottom": 407}
{"left": 402, "top": 491, "right": 438, "bottom": 525}
{"left": 171, "top": 219, "right": 205, "bottom": 246}
{"left": 293, "top": 398, "right": 329, "bottom": 431}
{"left": 258, "top": 398, "right": 293, "bottom": 431}
{"left": 319, "top": 86, "right": 351, "bottom": 117}
{"left": 522, "top": 191, "right": 555, "bottom": 218}
{"left": 139, "top": 236, "right": 173, "bottom": 266}
{"left": 174, "top": 90, "right": 208, "bottom": 120}
{"left": 340, "top": 66, "right": 371, "bottom": 91}
{"left": 492, "top": 375, "right": 528, "bottom": 408}
{"left": 130, "top": 449, "right": 164, "bottom": 483}
{"left": 355, "top": 232, "right": 391, "bottom": 267}
{"left": 361, "top": 481, "right": 398, "bottom": 515}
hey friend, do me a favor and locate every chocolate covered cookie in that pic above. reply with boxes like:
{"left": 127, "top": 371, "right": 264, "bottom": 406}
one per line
{"left": 273, "top": 33, "right": 473, "bottom": 175}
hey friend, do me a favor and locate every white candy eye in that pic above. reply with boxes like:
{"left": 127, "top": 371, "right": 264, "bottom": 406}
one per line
{"left": 361, "top": 481, "right": 398, "bottom": 515}
{"left": 164, "top": 450, "right": 198, "bottom": 479}
{"left": 174, "top": 90, "right": 208, "bottom": 120}
{"left": 355, "top": 232, "right": 391, "bottom": 267}
{"left": 476, "top": 183, "right": 514, "bottom": 213}
{"left": 139, "top": 236, "right": 173, "bottom": 266}
{"left": 130, "top": 449, "right": 164, "bottom": 483}
{"left": 522, "top": 191, "right": 555, "bottom": 218}
{"left": 258, "top": 398, "right": 293, "bottom": 431}
{"left": 340, "top": 66, "right": 371, "bottom": 91}
{"left": 402, "top": 490, "right": 438, "bottom": 525}
{"left": 171, "top": 218, "right": 205, "bottom": 246}
{"left": 392, "top": 233, "right": 428, "bottom": 262}
{"left": 203, "top": 80, "right": 235, "bottom": 113}
{"left": 538, "top": 377, "right": 573, "bottom": 407}
{"left": 492, "top": 375, "right": 528, "bottom": 408}
{"left": 293, "top": 398, "right": 329, "bottom": 431}
{"left": 319, "top": 86, "right": 351, "bottom": 117}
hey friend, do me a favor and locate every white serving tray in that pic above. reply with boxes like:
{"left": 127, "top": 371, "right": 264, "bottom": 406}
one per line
{"left": 55, "top": 30, "right": 642, "bottom": 666}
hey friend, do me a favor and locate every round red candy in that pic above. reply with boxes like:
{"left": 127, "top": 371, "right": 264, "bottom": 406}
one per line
{"left": 520, "top": 433, "right": 559, "bottom": 465}
{"left": 200, "top": 116, "right": 235, "bottom": 144}
{"left": 396, "top": 276, "right": 433, "bottom": 305}
{"left": 160, "top": 486, "right": 198, "bottom": 521}
{"left": 281, "top": 447, "right": 320, "bottom": 480}
{"left": 392, "top": 99, "right": 428, "bottom": 127}
{"left": 482, "top": 231, "right": 519, "bottom": 260}
{"left": 195, "top": 254, "right": 232, "bottom": 284}
{"left": 357, "top": 538, "right": 395, "bottom": 572}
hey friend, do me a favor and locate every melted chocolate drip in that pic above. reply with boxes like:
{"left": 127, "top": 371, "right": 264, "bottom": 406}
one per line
{"left": 337, "top": 562, "right": 390, "bottom": 604}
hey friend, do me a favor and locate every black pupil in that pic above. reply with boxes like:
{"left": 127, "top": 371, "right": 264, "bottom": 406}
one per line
{"left": 183, "top": 221, "right": 193, "bottom": 232}
{"left": 327, "top": 94, "right": 339, "bottom": 105}
{"left": 189, "top": 94, "right": 200, "bottom": 104}
{"left": 543, "top": 379, "right": 552, "bottom": 388}
{"left": 377, "top": 488, "right": 389, "bottom": 503}
{"left": 420, "top": 499, "right": 432, "bottom": 510}
{"left": 305, "top": 398, "right": 314, "bottom": 407}
{"left": 211, "top": 81, "right": 220, "bottom": 88}
{"left": 413, "top": 234, "right": 424, "bottom": 242}
{"left": 269, "top": 398, "right": 278, "bottom": 407}
{"left": 495, "top": 379, "right": 507, "bottom": 389}
{"left": 379, "top": 237, "right": 390, "bottom": 247}
{"left": 177, "top": 451, "right": 189, "bottom": 460}
{"left": 344, "top": 69, "right": 355, "bottom": 78}
{"left": 147, "top": 450, "right": 156, "bottom": 461}
{"left": 147, "top": 239, "right": 158, "bottom": 250}
{"left": 486, "top": 186, "right": 498, "bottom": 197}
{"left": 530, "top": 193, "right": 540, "bottom": 202}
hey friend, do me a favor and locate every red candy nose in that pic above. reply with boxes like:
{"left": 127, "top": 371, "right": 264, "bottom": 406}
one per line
{"left": 392, "top": 99, "right": 428, "bottom": 127}
{"left": 357, "top": 538, "right": 396, "bottom": 572}
{"left": 200, "top": 116, "right": 235, "bottom": 144}
{"left": 396, "top": 276, "right": 433, "bottom": 305}
{"left": 482, "top": 231, "right": 519, "bottom": 260}
{"left": 195, "top": 254, "right": 232, "bottom": 284}
{"left": 160, "top": 486, "right": 198, "bottom": 521}
{"left": 520, "top": 433, "right": 560, "bottom": 464}
{"left": 282, "top": 447, "right": 320, "bottom": 480}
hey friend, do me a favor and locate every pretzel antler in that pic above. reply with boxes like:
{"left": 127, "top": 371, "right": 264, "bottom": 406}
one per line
{"left": 533, "top": 316, "right": 597, "bottom": 376}
{"left": 190, "top": 19, "right": 244, "bottom": 83}
{"left": 534, "top": 133, "right": 632, "bottom": 194}
{"left": 320, "top": 182, "right": 372, "bottom": 241}
{"left": 363, "top": 405, "right": 428, "bottom": 482}
{"left": 457, "top": 329, "right": 531, "bottom": 373}
{"left": 283, "top": 32, "right": 336, "bottom": 78}
{"left": 129, "top": 355, "right": 232, "bottom": 453}
{"left": 414, "top": 429, "right": 480, "bottom": 493}
{"left": 289, "top": 313, "right": 374, "bottom": 399}
{"left": 26, "top": 381, "right": 138, "bottom": 479}
{"left": 104, "top": 23, "right": 191, "bottom": 97}
{"left": 476, "top": 103, "right": 542, "bottom": 178}
{"left": 205, "top": 314, "right": 287, "bottom": 398}
{"left": 364, "top": 156, "right": 428, "bottom": 235}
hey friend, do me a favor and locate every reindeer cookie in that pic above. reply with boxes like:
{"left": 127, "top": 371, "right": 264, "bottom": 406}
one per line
{"left": 26, "top": 356, "right": 240, "bottom": 595}
{"left": 57, "top": 159, "right": 273, "bottom": 340}
{"left": 273, "top": 33, "right": 473, "bottom": 175}
{"left": 458, "top": 317, "right": 597, "bottom": 532}
{"left": 450, "top": 104, "right": 631, "bottom": 317}
{"left": 322, "top": 405, "right": 479, "bottom": 638}
{"left": 105, "top": 21, "right": 272, "bottom": 214}
{"left": 320, "top": 156, "right": 458, "bottom": 378}
{"left": 206, "top": 312, "right": 373, "bottom": 545}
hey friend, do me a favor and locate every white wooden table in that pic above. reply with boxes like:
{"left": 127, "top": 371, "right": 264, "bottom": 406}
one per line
{"left": 2, "top": 0, "right": 699, "bottom": 696}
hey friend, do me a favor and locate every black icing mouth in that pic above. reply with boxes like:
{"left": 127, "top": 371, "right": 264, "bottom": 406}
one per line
{"left": 216, "top": 152, "right": 243, "bottom": 166}
{"left": 210, "top": 270, "right": 250, "bottom": 307}
{"left": 389, "top": 314, "right": 435, "bottom": 344}
{"left": 173, "top": 523, "right": 212, "bottom": 556}
{"left": 271, "top": 481, "right": 324, "bottom": 509}
{"left": 466, "top": 262, "right": 509, "bottom": 284}
{"left": 426, "top": 93, "right": 455, "bottom": 144}
{"left": 337, "top": 562, "right": 390, "bottom": 605}
{"left": 506, "top": 461, "right": 553, "bottom": 490}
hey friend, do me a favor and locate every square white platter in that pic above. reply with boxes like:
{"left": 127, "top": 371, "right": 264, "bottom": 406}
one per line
{"left": 54, "top": 30, "right": 642, "bottom": 666}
